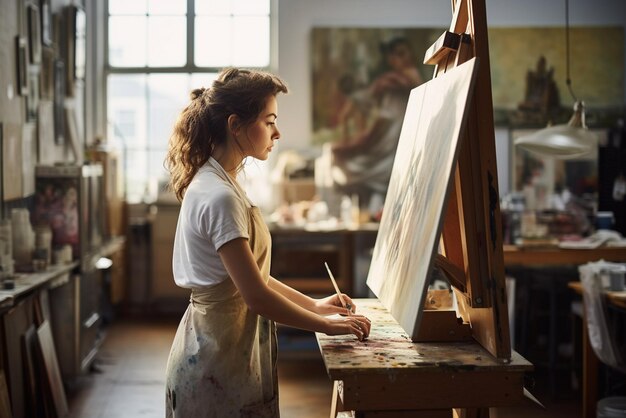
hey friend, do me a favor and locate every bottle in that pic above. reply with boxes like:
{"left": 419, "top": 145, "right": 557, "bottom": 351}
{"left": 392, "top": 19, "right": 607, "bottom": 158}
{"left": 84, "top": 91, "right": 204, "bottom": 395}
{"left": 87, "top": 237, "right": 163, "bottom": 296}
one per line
{"left": 340, "top": 195, "right": 353, "bottom": 228}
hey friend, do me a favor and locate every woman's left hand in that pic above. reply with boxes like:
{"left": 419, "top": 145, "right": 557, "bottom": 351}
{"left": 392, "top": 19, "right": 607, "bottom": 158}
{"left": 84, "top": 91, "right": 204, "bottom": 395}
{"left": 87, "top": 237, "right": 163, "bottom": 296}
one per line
{"left": 314, "top": 294, "right": 356, "bottom": 316}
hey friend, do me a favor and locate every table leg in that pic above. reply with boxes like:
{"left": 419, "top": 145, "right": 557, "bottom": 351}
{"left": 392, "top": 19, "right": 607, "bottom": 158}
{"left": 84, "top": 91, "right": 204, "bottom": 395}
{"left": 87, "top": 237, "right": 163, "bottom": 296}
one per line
{"left": 582, "top": 309, "right": 599, "bottom": 418}
{"left": 330, "top": 380, "right": 343, "bottom": 418}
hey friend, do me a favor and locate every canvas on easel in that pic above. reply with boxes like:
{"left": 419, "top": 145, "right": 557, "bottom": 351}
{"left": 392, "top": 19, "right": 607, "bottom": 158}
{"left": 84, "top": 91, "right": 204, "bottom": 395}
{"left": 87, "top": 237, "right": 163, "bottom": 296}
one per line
{"left": 366, "top": 57, "right": 479, "bottom": 340}
{"left": 22, "top": 325, "right": 41, "bottom": 418}
{"left": 36, "top": 320, "right": 68, "bottom": 418}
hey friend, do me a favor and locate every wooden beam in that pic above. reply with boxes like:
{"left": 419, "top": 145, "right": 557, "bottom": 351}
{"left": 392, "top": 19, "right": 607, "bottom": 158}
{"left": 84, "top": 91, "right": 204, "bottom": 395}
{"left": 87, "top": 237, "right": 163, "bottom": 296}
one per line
{"left": 423, "top": 31, "right": 461, "bottom": 65}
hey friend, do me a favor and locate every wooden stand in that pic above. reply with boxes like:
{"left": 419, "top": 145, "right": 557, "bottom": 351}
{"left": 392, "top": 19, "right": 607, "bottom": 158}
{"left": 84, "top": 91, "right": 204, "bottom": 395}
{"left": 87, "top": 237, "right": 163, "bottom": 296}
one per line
{"left": 318, "top": 300, "right": 532, "bottom": 418}
{"left": 318, "top": 0, "right": 534, "bottom": 416}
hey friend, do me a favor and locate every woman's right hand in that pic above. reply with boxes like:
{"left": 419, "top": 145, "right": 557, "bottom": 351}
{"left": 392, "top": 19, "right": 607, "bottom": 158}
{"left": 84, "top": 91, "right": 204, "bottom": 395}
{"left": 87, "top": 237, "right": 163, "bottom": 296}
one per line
{"left": 324, "top": 314, "right": 371, "bottom": 341}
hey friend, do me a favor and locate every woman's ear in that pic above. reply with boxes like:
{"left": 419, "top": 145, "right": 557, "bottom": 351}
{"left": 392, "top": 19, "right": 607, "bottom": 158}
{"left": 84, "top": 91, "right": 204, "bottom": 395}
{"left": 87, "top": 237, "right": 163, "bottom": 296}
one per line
{"left": 227, "top": 114, "right": 241, "bottom": 137}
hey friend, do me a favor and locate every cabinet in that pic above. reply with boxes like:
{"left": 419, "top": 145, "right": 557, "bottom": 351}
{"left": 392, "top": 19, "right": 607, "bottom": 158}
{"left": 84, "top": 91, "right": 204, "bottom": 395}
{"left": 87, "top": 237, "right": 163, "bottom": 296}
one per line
{"left": 0, "top": 264, "right": 78, "bottom": 417}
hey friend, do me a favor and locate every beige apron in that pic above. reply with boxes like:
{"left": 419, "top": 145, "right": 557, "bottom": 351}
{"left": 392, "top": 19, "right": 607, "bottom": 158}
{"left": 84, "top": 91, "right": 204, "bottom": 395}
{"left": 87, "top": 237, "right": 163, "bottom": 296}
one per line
{"left": 165, "top": 169, "right": 278, "bottom": 417}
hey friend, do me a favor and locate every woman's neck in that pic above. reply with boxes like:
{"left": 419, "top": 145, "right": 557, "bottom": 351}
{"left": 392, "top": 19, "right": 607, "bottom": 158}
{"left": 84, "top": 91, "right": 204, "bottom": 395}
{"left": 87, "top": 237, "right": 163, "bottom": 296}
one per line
{"left": 213, "top": 145, "right": 242, "bottom": 180}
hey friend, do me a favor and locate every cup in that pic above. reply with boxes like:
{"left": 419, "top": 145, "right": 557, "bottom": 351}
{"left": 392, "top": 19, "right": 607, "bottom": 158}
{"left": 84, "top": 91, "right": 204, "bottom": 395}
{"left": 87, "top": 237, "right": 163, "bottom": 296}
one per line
{"left": 596, "top": 211, "right": 614, "bottom": 230}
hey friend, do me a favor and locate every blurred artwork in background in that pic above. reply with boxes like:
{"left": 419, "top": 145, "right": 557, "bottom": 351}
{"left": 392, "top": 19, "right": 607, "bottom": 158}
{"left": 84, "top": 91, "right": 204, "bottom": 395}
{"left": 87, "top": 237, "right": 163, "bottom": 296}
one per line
{"left": 311, "top": 27, "right": 443, "bottom": 207}
{"left": 489, "top": 27, "right": 624, "bottom": 127}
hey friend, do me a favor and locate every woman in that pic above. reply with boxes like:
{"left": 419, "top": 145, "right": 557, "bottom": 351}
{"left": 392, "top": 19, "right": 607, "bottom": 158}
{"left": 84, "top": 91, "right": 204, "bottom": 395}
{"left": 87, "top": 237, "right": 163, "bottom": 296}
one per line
{"left": 164, "top": 68, "right": 371, "bottom": 417}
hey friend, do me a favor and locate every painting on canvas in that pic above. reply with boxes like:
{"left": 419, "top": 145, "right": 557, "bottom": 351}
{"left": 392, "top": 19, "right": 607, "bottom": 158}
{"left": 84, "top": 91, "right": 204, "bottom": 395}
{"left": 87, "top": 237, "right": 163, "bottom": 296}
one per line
{"left": 366, "top": 58, "right": 478, "bottom": 340}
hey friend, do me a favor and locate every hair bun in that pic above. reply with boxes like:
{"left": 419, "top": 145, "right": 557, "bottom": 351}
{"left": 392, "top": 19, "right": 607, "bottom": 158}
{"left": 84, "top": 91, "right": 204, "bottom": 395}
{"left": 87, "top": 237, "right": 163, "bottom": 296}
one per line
{"left": 190, "top": 87, "right": 206, "bottom": 100}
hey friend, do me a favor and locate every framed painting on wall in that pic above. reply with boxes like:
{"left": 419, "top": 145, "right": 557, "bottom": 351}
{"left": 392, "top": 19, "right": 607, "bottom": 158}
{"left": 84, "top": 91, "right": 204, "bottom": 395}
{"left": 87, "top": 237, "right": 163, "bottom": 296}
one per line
{"left": 312, "top": 27, "right": 443, "bottom": 145}
{"left": 489, "top": 27, "right": 624, "bottom": 128}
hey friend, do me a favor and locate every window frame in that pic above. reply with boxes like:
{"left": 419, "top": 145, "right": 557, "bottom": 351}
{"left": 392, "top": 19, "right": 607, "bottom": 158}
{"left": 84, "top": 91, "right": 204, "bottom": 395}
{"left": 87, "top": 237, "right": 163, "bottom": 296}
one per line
{"left": 103, "top": 0, "right": 278, "bottom": 202}
{"left": 104, "top": 0, "right": 277, "bottom": 74}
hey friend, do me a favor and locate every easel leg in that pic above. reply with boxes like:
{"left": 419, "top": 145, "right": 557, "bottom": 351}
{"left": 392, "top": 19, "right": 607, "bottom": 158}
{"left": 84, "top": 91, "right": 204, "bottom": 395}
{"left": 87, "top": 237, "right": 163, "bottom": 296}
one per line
{"left": 582, "top": 310, "right": 598, "bottom": 418}
{"left": 330, "top": 380, "right": 344, "bottom": 418}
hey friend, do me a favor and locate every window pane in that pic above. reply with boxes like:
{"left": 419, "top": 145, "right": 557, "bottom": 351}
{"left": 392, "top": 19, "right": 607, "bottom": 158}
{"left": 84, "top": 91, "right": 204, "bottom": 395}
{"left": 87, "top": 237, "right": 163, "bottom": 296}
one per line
{"left": 124, "top": 149, "right": 149, "bottom": 203}
{"left": 148, "top": 149, "right": 170, "bottom": 196}
{"left": 190, "top": 73, "right": 219, "bottom": 90}
{"left": 233, "top": 17, "right": 269, "bottom": 67}
{"left": 107, "top": 74, "right": 147, "bottom": 148}
{"left": 232, "top": 0, "right": 269, "bottom": 15}
{"left": 195, "top": 0, "right": 232, "bottom": 15}
{"left": 109, "top": 0, "right": 147, "bottom": 15}
{"left": 148, "top": 74, "right": 189, "bottom": 149}
{"left": 148, "top": 0, "right": 186, "bottom": 15}
{"left": 109, "top": 17, "right": 147, "bottom": 67}
{"left": 148, "top": 17, "right": 186, "bottom": 67}
{"left": 195, "top": 17, "right": 231, "bottom": 66}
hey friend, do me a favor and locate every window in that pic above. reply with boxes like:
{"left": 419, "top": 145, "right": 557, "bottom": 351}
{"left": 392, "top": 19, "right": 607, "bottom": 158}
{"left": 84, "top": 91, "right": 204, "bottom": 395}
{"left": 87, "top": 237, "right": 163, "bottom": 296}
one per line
{"left": 106, "top": 0, "right": 273, "bottom": 203}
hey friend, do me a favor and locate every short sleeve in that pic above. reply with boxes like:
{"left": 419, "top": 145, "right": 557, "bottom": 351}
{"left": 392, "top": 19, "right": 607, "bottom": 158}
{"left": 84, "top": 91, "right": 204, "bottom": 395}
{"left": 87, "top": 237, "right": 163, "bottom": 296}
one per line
{"left": 201, "top": 188, "right": 249, "bottom": 251}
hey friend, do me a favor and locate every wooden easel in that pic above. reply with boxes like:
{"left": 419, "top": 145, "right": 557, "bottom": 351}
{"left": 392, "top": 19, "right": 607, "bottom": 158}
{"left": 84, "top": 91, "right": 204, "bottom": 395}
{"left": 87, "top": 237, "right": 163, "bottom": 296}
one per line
{"left": 419, "top": 0, "right": 511, "bottom": 360}
{"left": 317, "top": 0, "right": 534, "bottom": 416}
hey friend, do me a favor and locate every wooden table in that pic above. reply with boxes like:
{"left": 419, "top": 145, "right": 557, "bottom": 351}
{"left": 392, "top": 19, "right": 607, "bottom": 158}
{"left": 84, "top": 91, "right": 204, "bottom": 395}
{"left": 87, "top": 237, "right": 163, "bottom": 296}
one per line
{"left": 503, "top": 245, "right": 626, "bottom": 266}
{"left": 316, "top": 299, "right": 533, "bottom": 417}
{"left": 568, "top": 281, "right": 626, "bottom": 418}
{"left": 503, "top": 244, "right": 626, "bottom": 414}
{"left": 269, "top": 225, "right": 378, "bottom": 295}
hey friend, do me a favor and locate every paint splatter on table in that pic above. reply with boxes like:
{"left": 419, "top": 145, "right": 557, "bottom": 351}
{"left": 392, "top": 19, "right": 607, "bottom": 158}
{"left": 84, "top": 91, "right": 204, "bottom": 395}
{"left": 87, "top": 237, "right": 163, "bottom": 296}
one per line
{"left": 316, "top": 299, "right": 532, "bottom": 380}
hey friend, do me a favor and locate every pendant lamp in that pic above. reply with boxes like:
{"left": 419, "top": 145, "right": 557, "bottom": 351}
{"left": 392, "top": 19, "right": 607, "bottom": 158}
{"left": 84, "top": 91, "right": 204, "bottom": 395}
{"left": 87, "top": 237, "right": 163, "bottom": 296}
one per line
{"left": 514, "top": 0, "right": 596, "bottom": 160}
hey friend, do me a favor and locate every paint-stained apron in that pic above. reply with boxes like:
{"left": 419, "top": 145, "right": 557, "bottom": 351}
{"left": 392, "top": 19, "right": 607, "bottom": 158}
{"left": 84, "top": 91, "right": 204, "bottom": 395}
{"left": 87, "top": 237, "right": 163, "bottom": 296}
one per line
{"left": 165, "top": 204, "right": 278, "bottom": 418}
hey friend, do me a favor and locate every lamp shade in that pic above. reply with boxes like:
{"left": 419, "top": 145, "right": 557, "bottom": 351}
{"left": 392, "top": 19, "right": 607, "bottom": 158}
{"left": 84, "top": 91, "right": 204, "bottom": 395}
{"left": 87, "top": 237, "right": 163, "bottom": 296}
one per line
{"left": 514, "top": 101, "right": 597, "bottom": 160}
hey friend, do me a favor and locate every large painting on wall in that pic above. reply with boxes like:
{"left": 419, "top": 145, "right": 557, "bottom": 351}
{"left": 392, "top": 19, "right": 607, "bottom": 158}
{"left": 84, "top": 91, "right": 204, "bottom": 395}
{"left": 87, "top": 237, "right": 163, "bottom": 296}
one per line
{"left": 488, "top": 27, "right": 624, "bottom": 127}
{"left": 311, "top": 27, "right": 444, "bottom": 205}
{"left": 366, "top": 58, "right": 478, "bottom": 341}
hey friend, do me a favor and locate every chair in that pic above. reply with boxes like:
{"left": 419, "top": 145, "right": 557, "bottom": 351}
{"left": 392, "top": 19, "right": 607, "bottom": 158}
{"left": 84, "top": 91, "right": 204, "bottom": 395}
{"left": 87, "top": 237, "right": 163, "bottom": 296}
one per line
{"left": 579, "top": 261, "right": 626, "bottom": 417}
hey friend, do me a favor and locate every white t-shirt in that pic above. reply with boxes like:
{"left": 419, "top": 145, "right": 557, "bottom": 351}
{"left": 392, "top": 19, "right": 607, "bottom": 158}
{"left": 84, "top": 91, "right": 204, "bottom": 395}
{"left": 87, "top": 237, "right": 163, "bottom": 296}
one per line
{"left": 172, "top": 158, "right": 253, "bottom": 288}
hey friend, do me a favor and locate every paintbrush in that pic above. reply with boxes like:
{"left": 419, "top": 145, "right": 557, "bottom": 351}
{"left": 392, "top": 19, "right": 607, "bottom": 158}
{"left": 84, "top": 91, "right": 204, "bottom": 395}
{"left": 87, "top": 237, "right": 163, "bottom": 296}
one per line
{"left": 324, "top": 262, "right": 352, "bottom": 312}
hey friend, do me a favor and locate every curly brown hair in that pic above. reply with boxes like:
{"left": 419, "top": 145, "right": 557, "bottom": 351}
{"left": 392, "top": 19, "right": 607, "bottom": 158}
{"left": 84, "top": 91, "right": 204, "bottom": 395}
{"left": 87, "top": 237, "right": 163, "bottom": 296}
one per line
{"left": 165, "top": 68, "right": 288, "bottom": 201}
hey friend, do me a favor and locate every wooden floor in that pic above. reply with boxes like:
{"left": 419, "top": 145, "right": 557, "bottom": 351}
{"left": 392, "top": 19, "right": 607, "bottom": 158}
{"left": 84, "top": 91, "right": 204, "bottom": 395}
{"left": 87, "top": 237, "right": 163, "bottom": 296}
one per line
{"left": 66, "top": 318, "right": 581, "bottom": 418}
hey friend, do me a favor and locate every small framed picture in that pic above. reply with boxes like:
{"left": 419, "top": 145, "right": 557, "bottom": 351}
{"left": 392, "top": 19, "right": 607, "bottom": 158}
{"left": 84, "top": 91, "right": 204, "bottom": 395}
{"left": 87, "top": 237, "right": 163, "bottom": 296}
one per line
{"left": 27, "top": 69, "right": 40, "bottom": 122}
{"left": 40, "top": 47, "right": 54, "bottom": 100}
{"left": 40, "top": 0, "right": 53, "bottom": 47}
{"left": 64, "top": 5, "right": 86, "bottom": 96}
{"left": 27, "top": 3, "right": 42, "bottom": 64}
{"left": 15, "top": 36, "right": 29, "bottom": 96}
{"left": 53, "top": 59, "right": 65, "bottom": 145}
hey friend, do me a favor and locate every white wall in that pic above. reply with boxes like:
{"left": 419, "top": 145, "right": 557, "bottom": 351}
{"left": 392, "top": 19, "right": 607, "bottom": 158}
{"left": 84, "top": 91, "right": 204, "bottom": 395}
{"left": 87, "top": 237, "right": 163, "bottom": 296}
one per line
{"left": 276, "top": 0, "right": 626, "bottom": 194}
